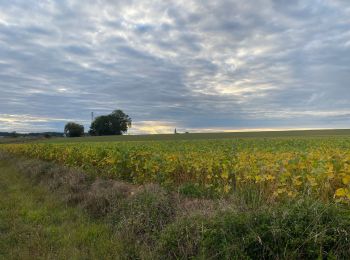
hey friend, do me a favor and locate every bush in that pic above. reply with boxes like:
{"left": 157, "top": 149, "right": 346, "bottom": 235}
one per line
{"left": 82, "top": 179, "right": 132, "bottom": 218}
{"left": 156, "top": 215, "right": 207, "bottom": 259}
{"left": 16, "top": 159, "right": 54, "bottom": 184}
{"left": 111, "top": 184, "right": 175, "bottom": 240}
{"left": 178, "top": 182, "right": 211, "bottom": 198}
{"left": 157, "top": 199, "right": 350, "bottom": 259}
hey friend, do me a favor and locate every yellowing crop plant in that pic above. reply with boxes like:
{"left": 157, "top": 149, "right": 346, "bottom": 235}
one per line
{"left": 2, "top": 137, "right": 350, "bottom": 201}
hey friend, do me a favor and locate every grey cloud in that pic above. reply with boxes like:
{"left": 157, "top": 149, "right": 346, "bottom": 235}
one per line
{"left": 0, "top": 0, "right": 349, "bottom": 133}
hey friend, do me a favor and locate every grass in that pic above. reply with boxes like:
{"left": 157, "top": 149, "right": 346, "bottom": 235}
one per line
{"left": 39, "top": 129, "right": 350, "bottom": 143}
{"left": 0, "top": 160, "right": 122, "bottom": 259}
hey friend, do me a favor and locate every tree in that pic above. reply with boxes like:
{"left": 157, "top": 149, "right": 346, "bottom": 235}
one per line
{"left": 89, "top": 110, "right": 131, "bottom": 136}
{"left": 10, "top": 131, "right": 18, "bottom": 138}
{"left": 64, "top": 122, "right": 84, "bottom": 137}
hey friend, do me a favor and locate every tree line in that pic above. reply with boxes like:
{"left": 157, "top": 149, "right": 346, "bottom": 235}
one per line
{"left": 0, "top": 132, "right": 63, "bottom": 138}
{"left": 64, "top": 109, "right": 131, "bottom": 138}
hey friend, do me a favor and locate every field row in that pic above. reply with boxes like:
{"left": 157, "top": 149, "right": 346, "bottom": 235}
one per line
{"left": 2, "top": 137, "right": 350, "bottom": 201}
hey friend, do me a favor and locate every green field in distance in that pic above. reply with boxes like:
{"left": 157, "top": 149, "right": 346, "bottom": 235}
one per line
{"left": 42, "top": 129, "right": 350, "bottom": 143}
{"left": 1, "top": 129, "right": 350, "bottom": 145}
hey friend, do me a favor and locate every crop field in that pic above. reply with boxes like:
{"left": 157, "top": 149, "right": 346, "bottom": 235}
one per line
{"left": 2, "top": 131, "right": 350, "bottom": 258}
{"left": 2, "top": 131, "right": 350, "bottom": 202}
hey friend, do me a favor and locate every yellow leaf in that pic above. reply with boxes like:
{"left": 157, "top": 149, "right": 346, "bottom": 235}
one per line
{"left": 307, "top": 176, "right": 318, "bottom": 187}
{"left": 335, "top": 188, "right": 348, "bottom": 197}
{"left": 277, "top": 188, "right": 286, "bottom": 194}
{"left": 265, "top": 174, "right": 275, "bottom": 181}
{"left": 222, "top": 171, "right": 229, "bottom": 179}
{"left": 327, "top": 172, "right": 335, "bottom": 179}
{"left": 224, "top": 185, "right": 231, "bottom": 193}
{"left": 342, "top": 175, "right": 350, "bottom": 185}
{"left": 287, "top": 191, "right": 296, "bottom": 198}
{"left": 255, "top": 175, "right": 262, "bottom": 182}
{"left": 293, "top": 177, "right": 303, "bottom": 186}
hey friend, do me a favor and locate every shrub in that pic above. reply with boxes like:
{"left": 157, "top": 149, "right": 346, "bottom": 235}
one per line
{"left": 178, "top": 182, "right": 211, "bottom": 198}
{"left": 82, "top": 179, "right": 132, "bottom": 218}
{"left": 156, "top": 215, "right": 208, "bottom": 259}
{"left": 157, "top": 200, "right": 350, "bottom": 259}
{"left": 16, "top": 159, "right": 54, "bottom": 184}
{"left": 111, "top": 184, "right": 175, "bottom": 241}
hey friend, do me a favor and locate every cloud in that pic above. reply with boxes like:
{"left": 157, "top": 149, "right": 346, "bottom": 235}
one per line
{"left": 0, "top": 0, "right": 349, "bottom": 133}
{"left": 0, "top": 114, "right": 87, "bottom": 132}
{"left": 129, "top": 120, "right": 176, "bottom": 135}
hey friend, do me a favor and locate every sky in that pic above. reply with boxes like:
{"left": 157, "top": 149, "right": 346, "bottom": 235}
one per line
{"left": 0, "top": 0, "right": 350, "bottom": 134}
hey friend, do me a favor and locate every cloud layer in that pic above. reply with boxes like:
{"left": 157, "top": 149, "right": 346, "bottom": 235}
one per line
{"left": 1, "top": 0, "right": 350, "bottom": 133}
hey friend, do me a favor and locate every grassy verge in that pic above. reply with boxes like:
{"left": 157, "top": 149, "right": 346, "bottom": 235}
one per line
{"left": 1, "top": 154, "right": 350, "bottom": 259}
{"left": 0, "top": 161, "right": 121, "bottom": 259}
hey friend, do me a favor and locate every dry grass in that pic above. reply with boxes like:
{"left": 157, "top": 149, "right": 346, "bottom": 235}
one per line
{"left": 1, "top": 152, "right": 220, "bottom": 220}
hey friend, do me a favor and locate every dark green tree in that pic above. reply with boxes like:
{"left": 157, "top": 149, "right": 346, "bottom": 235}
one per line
{"left": 89, "top": 110, "right": 131, "bottom": 136}
{"left": 64, "top": 122, "right": 84, "bottom": 137}
{"left": 10, "top": 131, "right": 18, "bottom": 138}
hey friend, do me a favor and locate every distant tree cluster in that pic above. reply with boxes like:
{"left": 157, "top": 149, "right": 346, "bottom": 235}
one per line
{"left": 64, "top": 122, "right": 84, "bottom": 137}
{"left": 89, "top": 110, "right": 131, "bottom": 136}
{"left": 63, "top": 109, "right": 131, "bottom": 138}
{"left": 0, "top": 132, "right": 63, "bottom": 138}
